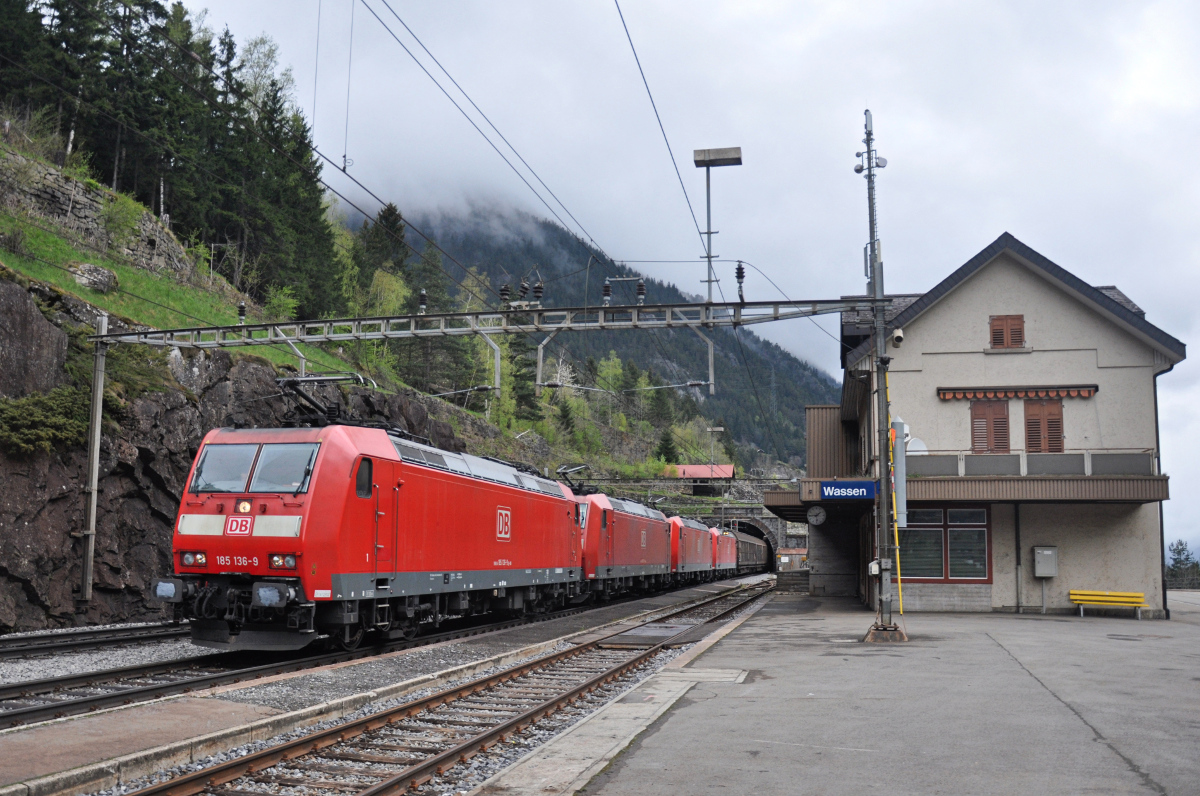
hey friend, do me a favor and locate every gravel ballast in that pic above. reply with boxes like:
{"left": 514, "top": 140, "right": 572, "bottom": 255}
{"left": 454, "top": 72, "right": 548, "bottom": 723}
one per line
{"left": 0, "top": 638, "right": 211, "bottom": 685}
{"left": 86, "top": 643, "right": 688, "bottom": 796}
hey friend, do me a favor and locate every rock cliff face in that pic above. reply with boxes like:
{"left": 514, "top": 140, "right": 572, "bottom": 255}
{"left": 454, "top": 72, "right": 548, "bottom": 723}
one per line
{"left": 0, "top": 278, "right": 68, "bottom": 398}
{"left": 0, "top": 275, "right": 469, "bottom": 632}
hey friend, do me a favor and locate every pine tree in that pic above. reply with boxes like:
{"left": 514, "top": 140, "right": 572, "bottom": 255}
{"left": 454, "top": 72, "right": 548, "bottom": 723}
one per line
{"left": 648, "top": 387, "right": 673, "bottom": 427}
{"left": 556, "top": 400, "right": 575, "bottom": 434}
{"left": 509, "top": 333, "right": 542, "bottom": 421}
{"left": 619, "top": 358, "right": 641, "bottom": 393}
{"left": 654, "top": 428, "right": 679, "bottom": 464}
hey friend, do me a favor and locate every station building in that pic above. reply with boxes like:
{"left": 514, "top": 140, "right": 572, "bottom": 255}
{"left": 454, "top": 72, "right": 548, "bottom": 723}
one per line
{"left": 765, "top": 233, "right": 1186, "bottom": 617}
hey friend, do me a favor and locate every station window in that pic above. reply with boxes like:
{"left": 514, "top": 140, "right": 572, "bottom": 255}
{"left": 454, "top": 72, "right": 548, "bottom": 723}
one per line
{"left": 896, "top": 505, "right": 990, "bottom": 583}
{"left": 970, "top": 401, "right": 1010, "bottom": 454}
{"left": 1024, "top": 399, "right": 1064, "bottom": 453}
{"left": 990, "top": 315, "right": 1024, "bottom": 349}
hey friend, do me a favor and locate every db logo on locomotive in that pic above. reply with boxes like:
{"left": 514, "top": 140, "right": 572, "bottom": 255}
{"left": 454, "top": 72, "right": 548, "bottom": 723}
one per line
{"left": 496, "top": 507, "right": 512, "bottom": 542}
{"left": 224, "top": 516, "right": 254, "bottom": 536}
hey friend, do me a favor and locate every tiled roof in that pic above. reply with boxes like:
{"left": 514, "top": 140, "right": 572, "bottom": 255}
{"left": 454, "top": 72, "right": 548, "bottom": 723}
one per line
{"left": 671, "top": 464, "right": 735, "bottom": 479}
{"left": 1094, "top": 286, "right": 1144, "bottom": 317}
{"left": 841, "top": 293, "right": 924, "bottom": 328}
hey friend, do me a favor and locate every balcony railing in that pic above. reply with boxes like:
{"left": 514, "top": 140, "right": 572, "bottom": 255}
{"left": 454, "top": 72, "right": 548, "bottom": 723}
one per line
{"left": 906, "top": 449, "right": 1157, "bottom": 478}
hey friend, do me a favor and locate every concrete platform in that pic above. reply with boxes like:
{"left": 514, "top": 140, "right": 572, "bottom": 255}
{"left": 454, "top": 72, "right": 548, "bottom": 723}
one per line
{"left": 480, "top": 592, "right": 1200, "bottom": 795}
{"left": 0, "top": 581, "right": 750, "bottom": 796}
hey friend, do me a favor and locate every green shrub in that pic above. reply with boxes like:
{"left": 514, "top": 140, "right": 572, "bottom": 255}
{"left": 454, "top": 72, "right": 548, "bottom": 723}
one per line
{"left": 0, "top": 386, "right": 90, "bottom": 455}
{"left": 263, "top": 284, "right": 299, "bottom": 321}
{"left": 100, "top": 192, "right": 143, "bottom": 244}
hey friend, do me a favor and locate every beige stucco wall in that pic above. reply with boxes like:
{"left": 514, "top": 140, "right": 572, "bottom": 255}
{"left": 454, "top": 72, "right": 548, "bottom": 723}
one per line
{"left": 999, "top": 502, "right": 1164, "bottom": 615}
{"left": 884, "top": 253, "right": 1165, "bottom": 456}
{"left": 893, "top": 502, "right": 1163, "bottom": 616}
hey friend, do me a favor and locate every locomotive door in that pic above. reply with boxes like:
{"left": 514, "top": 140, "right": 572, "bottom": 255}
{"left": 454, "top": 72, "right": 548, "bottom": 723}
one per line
{"left": 604, "top": 510, "right": 614, "bottom": 572}
{"left": 373, "top": 459, "right": 396, "bottom": 578}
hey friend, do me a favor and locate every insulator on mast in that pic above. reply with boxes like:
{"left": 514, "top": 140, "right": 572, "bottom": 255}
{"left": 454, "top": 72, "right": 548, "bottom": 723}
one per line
{"left": 735, "top": 262, "right": 746, "bottom": 303}
{"left": 418, "top": 288, "right": 427, "bottom": 315}
{"left": 533, "top": 281, "right": 544, "bottom": 303}
{"left": 238, "top": 301, "right": 246, "bottom": 325}
{"left": 636, "top": 278, "right": 646, "bottom": 305}
{"left": 518, "top": 279, "right": 529, "bottom": 300}
{"left": 602, "top": 278, "right": 612, "bottom": 307}
{"left": 500, "top": 283, "right": 511, "bottom": 303}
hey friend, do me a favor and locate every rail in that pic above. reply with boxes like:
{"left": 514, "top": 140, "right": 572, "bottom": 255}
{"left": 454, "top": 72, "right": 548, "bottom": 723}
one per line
{"left": 0, "top": 578, "right": 758, "bottom": 729}
{"left": 124, "top": 582, "right": 773, "bottom": 796}
{"left": 0, "top": 622, "right": 189, "bottom": 660}
{"left": 0, "top": 606, "right": 590, "bottom": 729}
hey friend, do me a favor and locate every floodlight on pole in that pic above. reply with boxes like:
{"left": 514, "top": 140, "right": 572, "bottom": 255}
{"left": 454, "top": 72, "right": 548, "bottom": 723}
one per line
{"left": 694, "top": 147, "right": 742, "bottom": 304}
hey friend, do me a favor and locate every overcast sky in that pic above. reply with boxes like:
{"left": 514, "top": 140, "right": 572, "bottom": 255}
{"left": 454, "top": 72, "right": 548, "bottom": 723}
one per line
{"left": 184, "top": 0, "right": 1199, "bottom": 551}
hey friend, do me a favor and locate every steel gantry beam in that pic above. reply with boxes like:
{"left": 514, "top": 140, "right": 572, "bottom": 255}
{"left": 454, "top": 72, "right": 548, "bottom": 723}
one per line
{"left": 90, "top": 298, "right": 885, "bottom": 393}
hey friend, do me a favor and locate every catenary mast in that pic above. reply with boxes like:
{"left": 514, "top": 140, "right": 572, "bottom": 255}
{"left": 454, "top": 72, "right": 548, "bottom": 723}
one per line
{"left": 858, "top": 110, "right": 900, "bottom": 636}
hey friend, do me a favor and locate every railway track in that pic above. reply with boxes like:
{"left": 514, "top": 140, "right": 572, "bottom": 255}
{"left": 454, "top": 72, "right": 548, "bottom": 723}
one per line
{"left": 0, "top": 607, "right": 593, "bottom": 730}
{"left": 0, "top": 622, "right": 190, "bottom": 660}
{"left": 123, "top": 581, "right": 773, "bottom": 796}
{"left": 0, "top": 580, "right": 761, "bottom": 729}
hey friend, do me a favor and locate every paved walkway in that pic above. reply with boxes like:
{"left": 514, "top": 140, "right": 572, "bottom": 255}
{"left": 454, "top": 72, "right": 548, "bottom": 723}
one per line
{"left": 564, "top": 593, "right": 1200, "bottom": 795}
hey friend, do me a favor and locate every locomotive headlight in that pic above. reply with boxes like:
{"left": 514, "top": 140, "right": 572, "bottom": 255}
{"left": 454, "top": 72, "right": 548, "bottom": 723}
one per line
{"left": 235, "top": 500, "right": 253, "bottom": 514}
{"left": 181, "top": 552, "right": 206, "bottom": 567}
{"left": 269, "top": 554, "right": 297, "bottom": 570}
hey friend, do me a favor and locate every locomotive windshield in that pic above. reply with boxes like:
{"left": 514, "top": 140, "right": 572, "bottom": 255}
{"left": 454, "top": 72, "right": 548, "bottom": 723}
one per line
{"left": 190, "top": 442, "right": 320, "bottom": 494}
{"left": 249, "top": 443, "right": 320, "bottom": 493}
{"left": 190, "top": 444, "right": 258, "bottom": 493}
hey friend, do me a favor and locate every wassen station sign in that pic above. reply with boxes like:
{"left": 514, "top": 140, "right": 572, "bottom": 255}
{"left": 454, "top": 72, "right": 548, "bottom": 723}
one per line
{"left": 820, "top": 481, "right": 876, "bottom": 500}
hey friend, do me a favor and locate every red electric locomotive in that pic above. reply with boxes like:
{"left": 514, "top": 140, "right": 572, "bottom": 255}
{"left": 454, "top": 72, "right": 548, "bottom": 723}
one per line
{"left": 153, "top": 425, "right": 583, "bottom": 650}
{"left": 578, "top": 493, "right": 672, "bottom": 592}
{"left": 669, "top": 516, "right": 713, "bottom": 582}
{"left": 715, "top": 529, "right": 738, "bottom": 575}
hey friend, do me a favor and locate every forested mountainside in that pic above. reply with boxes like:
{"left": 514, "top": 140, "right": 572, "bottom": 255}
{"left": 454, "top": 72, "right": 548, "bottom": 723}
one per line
{"left": 417, "top": 208, "right": 840, "bottom": 466}
{"left": 0, "top": 0, "right": 836, "bottom": 469}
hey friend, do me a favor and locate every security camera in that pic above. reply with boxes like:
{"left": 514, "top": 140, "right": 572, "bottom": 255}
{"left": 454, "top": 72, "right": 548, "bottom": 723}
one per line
{"left": 891, "top": 328, "right": 905, "bottom": 348}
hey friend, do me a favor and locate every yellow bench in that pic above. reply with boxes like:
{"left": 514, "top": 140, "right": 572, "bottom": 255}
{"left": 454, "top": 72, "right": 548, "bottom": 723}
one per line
{"left": 1069, "top": 590, "right": 1146, "bottom": 620}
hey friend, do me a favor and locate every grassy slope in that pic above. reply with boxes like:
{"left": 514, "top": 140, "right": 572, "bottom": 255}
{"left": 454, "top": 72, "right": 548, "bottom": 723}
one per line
{"left": 0, "top": 214, "right": 685, "bottom": 481}
{"left": 0, "top": 214, "right": 346, "bottom": 374}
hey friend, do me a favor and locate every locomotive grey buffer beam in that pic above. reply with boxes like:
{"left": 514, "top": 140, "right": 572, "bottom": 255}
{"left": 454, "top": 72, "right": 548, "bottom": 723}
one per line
{"left": 91, "top": 298, "right": 886, "bottom": 397}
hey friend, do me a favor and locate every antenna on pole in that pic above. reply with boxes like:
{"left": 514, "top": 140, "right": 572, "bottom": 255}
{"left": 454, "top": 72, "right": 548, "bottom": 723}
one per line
{"left": 858, "top": 110, "right": 905, "bottom": 643}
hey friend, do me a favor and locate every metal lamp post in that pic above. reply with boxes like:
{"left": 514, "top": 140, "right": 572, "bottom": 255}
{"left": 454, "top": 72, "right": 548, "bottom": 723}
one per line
{"left": 693, "top": 148, "right": 742, "bottom": 304}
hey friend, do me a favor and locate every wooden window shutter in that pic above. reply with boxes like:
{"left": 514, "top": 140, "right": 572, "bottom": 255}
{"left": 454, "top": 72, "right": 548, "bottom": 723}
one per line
{"left": 1025, "top": 400, "right": 1044, "bottom": 452}
{"left": 990, "top": 317, "right": 1007, "bottom": 348}
{"left": 989, "top": 315, "right": 1025, "bottom": 348}
{"left": 971, "top": 402, "right": 989, "bottom": 453}
{"left": 992, "top": 406, "right": 1010, "bottom": 452}
{"left": 1045, "top": 400, "right": 1063, "bottom": 453}
{"left": 1024, "top": 399, "right": 1063, "bottom": 453}
{"left": 1007, "top": 316, "right": 1024, "bottom": 348}
{"left": 970, "top": 401, "right": 1009, "bottom": 453}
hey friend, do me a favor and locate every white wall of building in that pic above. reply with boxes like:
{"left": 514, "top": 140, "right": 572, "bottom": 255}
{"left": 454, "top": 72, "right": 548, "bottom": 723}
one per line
{"left": 884, "top": 253, "right": 1165, "bottom": 455}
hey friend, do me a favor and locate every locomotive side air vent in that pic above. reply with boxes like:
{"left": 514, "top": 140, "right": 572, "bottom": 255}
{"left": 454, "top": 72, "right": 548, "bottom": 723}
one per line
{"left": 393, "top": 441, "right": 447, "bottom": 470}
